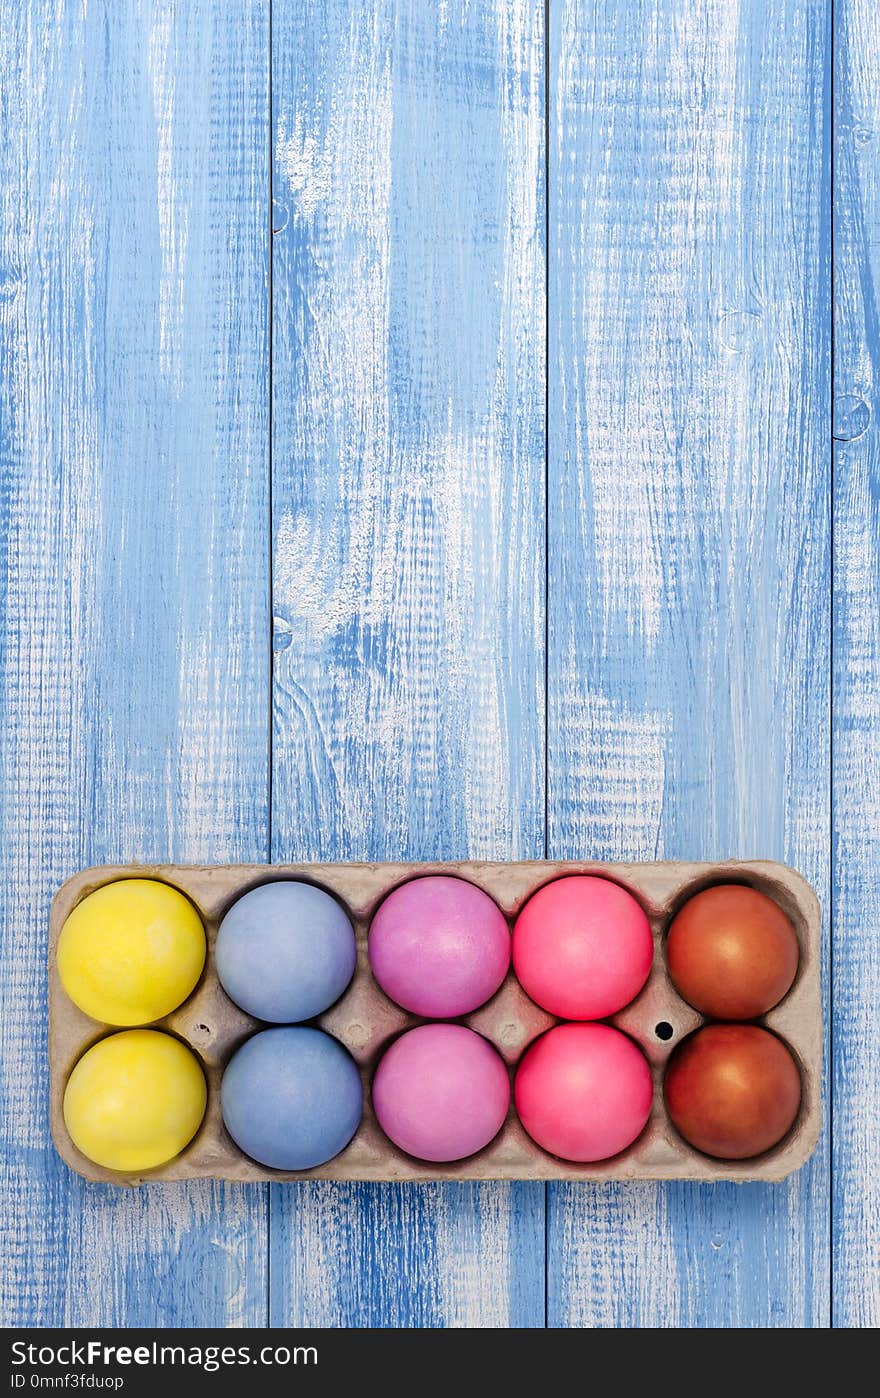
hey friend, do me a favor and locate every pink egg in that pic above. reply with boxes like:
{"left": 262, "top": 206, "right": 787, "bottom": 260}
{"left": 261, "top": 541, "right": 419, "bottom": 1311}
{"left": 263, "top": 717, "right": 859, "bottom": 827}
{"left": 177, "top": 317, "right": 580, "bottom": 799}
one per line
{"left": 512, "top": 875, "right": 652, "bottom": 1018}
{"left": 368, "top": 876, "right": 510, "bottom": 1017}
{"left": 372, "top": 1025, "right": 511, "bottom": 1162}
{"left": 515, "top": 1023, "right": 653, "bottom": 1162}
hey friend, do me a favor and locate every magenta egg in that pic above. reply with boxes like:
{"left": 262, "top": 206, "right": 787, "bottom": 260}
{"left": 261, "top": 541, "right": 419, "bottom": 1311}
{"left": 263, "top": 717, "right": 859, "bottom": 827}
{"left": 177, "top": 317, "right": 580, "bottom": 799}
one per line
{"left": 372, "top": 1025, "right": 510, "bottom": 1162}
{"left": 512, "top": 875, "right": 652, "bottom": 1019}
{"left": 368, "top": 876, "right": 510, "bottom": 1017}
{"left": 515, "top": 1023, "right": 653, "bottom": 1162}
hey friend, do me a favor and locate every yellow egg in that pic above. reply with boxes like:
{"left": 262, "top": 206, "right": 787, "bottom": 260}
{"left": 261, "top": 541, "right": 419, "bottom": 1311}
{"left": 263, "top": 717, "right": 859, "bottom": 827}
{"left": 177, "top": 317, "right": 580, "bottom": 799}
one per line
{"left": 63, "top": 1030, "right": 207, "bottom": 1171}
{"left": 57, "top": 878, "right": 206, "bottom": 1025}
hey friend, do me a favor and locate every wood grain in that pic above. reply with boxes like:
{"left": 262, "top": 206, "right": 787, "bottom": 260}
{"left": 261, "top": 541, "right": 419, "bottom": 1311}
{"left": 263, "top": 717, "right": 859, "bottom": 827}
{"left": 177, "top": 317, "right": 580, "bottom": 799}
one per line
{"left": 833, "top": 0, "right": 880, "bottom": 1330}
{"left": 0, "top": 0, "right": 269, "bottom": 1325}
{"left": 269, "top": 0, "right": 546, "bottom": 1326}
{"left": 547, "top": 0, "right": 831, "bottom": 1326}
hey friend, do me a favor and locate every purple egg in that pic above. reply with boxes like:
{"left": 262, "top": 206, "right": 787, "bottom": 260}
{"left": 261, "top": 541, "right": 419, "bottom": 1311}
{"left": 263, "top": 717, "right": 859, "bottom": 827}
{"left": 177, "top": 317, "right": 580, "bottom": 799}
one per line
{"left": 368, "top": 876, "right": 510, "bottom": 1017}
{"left": 372, "top": 1024, "right": 510, "bottom": 1162}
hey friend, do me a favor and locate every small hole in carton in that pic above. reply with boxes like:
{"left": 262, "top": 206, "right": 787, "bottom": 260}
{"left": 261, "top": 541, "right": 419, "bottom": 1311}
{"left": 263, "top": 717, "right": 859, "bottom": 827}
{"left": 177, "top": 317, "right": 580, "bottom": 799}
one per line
{"left": 196, "top": 1024, "right": 210, "bottom": 1035}
{"left": 655, "top": 1021, "right": 674, "bottom": 1041}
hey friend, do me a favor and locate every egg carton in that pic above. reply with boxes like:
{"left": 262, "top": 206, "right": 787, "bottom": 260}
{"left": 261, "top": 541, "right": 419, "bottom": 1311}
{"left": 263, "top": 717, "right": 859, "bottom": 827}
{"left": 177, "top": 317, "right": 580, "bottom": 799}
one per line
{"left": 48, "top": 860, "right": 821, "bottom": 1184}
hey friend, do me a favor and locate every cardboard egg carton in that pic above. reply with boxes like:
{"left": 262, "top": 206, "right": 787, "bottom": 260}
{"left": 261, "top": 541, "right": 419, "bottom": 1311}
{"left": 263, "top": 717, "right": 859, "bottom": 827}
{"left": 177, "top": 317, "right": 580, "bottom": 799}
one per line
{"left": 49, "top": 860, "right": 821, "bottom": 1184}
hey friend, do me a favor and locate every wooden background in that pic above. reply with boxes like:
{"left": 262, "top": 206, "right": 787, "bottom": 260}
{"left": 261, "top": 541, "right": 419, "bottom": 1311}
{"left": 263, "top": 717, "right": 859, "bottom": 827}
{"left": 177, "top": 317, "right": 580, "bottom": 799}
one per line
{"left": 0, "top": 0, "right": 871, "bottom": 1328}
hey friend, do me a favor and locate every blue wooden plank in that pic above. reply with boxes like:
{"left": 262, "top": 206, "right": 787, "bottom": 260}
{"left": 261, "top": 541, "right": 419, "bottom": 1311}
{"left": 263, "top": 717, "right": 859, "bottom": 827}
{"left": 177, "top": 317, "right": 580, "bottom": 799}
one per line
{"left": 0, "top": 0, "right": 270, "bottom": 1325}
{"left": 547, "top": 0, "right": 831, "bottom": 1326}
{"left": 832, "top": 0, "right": 880, "bottom": 1329}
{"left": 269, "top": 0, "right": 546, "bottom": 1327}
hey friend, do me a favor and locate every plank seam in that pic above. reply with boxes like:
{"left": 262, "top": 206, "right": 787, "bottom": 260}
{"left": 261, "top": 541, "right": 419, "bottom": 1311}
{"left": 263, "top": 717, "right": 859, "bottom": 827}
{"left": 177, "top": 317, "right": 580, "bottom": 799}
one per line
{"left": 268, "top": 0, "right": 275, "bottom": 1330}
{"left": 543, "top": 0, "right": 551, "bottom": 1334}
{"left": 829, "top": 0, "right": 835, "bottom": 1332}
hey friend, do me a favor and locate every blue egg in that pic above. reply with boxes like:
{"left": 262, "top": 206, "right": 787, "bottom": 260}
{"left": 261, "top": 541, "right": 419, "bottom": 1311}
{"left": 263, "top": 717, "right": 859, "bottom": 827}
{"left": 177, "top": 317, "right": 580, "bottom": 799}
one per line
{"left": 216, "top": 880, "right": 356, "bottom": 1022}
{"left": 221, "top": 1026, "right": 363, "bottom": 1169}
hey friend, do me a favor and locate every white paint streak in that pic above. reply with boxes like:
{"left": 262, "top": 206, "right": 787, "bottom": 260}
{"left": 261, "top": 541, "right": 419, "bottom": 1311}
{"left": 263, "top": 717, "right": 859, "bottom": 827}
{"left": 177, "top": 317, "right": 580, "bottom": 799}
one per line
{"left": 552, "top": 689, "right": 668, "bottom": 859}
{"left": 148, "top": 3, "right": 190, "bottom": 386}
{"left": 435, "top": 1184, "right": 514, "bottom": 1329}
{"left": 275, "top": 110, "right": 335, "bottom": 220}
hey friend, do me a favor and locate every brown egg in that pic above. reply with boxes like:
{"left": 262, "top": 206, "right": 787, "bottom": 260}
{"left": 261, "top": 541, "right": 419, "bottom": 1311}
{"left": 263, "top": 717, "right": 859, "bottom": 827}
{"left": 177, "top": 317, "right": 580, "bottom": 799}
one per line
{"left": 666, "top": 884, "right": 799, "bottom": 1019}
{"left": 664, "top": 1024, "right": 801, "bottom": 1159}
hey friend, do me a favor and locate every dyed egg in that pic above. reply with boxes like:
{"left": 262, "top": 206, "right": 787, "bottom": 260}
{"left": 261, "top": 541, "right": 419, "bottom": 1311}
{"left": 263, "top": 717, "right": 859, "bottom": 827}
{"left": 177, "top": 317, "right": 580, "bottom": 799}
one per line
{"left": 57, "top": 879, "right": 206, "bottom": 1025}
{"left": 515, "top": 1023, "right": 653, "bottom": 1162}
{"left": 372, "top": 1025, "right": 510, "bottom": 1162}
{"left": 512, "top": 876, "right": 652, "bottom": 1019}
{"left": 216, "top": 881, "right": 356, "bottom": 1022}
{"left": 666, "top": 884, "right": 799, "bottom": 1019}
{"left": 221, "top": 1026, "right": 362, "bottom": 1170}
{"left": 368, "top": 876, "right": 510, "bottom": 1017}
{"left": 63, "top": 1029, "right": 206, "bottom": 1171}
{"left": 664, "top": 1024, "right": 801, "bottom": 1159}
